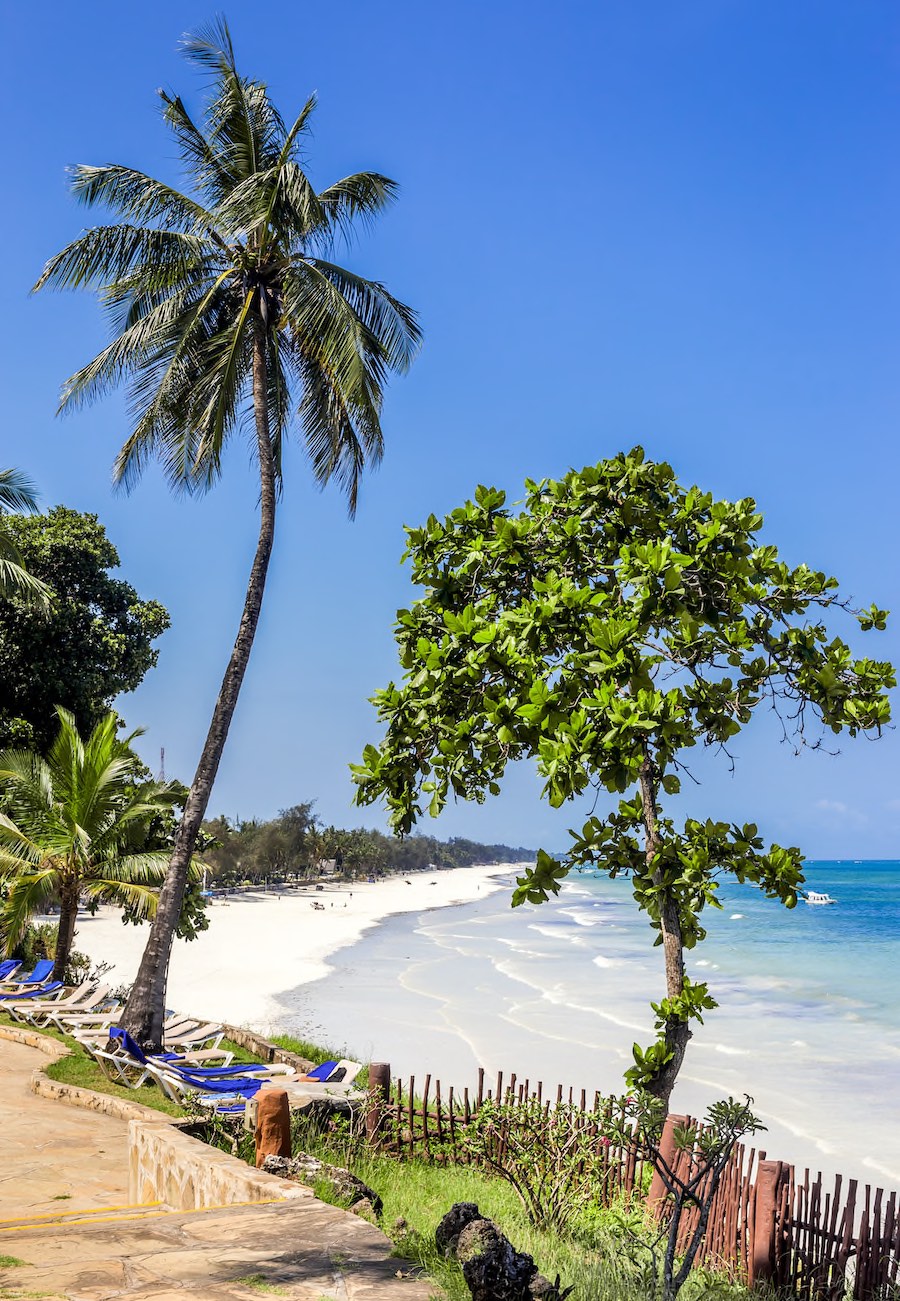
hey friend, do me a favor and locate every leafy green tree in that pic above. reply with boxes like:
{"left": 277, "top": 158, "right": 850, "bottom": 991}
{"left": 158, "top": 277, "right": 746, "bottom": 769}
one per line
{"left": 0, "top": 709, "right": 185, "bottom": 981}
{"left": 34, "top": 19, "right": 420, "bottom": 1047}
{"left": 0, "top": 470, "right": 52, "bottom": 612}
{"left": 0, "top": 507, "right": 168, "bottom": 751}
{"left": 354, "top": 449, "right": 894, "bottom": 1104}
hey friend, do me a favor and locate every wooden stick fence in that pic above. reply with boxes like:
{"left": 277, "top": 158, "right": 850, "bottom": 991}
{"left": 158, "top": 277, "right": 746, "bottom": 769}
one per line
{"left": 370, "top": 1066, "right": 647, "bottom": 1205}
{"left": 366, "top": 1065, "right": 900, "bottom": 1300}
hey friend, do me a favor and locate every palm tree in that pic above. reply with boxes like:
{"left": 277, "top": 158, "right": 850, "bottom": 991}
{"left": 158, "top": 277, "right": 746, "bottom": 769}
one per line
{"left": 0, "top": 709, "right": 184, "bottom": 981}
{"left": 33, "top": 19, "right": 420, "bottom": 1046}
{"left": 0, "top": 469, "right": 52, "bottom": 610}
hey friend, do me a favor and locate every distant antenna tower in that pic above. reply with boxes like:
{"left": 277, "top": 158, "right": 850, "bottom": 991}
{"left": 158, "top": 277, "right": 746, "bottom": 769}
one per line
{"left": 157, "top": 747, "right": 166, "bottom": 783}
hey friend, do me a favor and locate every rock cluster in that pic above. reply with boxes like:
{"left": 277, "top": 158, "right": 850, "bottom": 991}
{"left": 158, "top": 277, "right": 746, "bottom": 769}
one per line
{"left": 262, "top": 1152, "right": 383, "bottom": 1218}
{"left": 435, "top": 1203, "right": 572, "bottom": 1301}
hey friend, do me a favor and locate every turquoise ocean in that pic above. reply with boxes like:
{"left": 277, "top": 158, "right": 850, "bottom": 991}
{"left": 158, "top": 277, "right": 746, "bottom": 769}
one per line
{"left": 277, "top": 861, "right": 900, "bottom": 1189}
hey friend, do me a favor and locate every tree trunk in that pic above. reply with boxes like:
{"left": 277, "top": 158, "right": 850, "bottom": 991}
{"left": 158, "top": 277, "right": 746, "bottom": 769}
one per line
{"left": 52, "top": 880, "right": 79, "bottom": 983}
{"left": 638, "top": 756, "right": 690, "bottom": 1109}
{"left": 119, "top": 327, "right": 277, "bottom": 1050}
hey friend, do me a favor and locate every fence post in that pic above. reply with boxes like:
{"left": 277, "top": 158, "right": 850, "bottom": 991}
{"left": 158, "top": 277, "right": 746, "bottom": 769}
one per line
{"left": 254, "top": 1088, "right": 291, "bottom": 1168}
{"left": 366, "top": 1061, "right": 391, "bottom": 1147}
{"left": 647, "top": 1113, "right": 688, "bottom": 1212}
{"left": 749, "top": 1159, "right": 784, "bottom": 1284}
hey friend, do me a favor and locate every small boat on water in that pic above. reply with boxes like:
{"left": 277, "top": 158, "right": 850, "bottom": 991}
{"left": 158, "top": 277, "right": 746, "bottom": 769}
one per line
{"left": 804, "top": 890, "right": 837, "bottom": 906}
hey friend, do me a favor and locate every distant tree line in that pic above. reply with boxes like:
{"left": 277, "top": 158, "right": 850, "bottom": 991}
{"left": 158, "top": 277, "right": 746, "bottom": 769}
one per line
{"left": 200, "top": 803, "right": 533, "bottom": 886}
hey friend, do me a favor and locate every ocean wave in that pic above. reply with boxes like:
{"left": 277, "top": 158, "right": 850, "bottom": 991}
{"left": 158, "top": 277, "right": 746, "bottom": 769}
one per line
{"left": 559, "top": 906, "right": 605, "bottom": 927}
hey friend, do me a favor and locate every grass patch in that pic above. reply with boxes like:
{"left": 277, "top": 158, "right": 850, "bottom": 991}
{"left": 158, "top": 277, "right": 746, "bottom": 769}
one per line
{"left": 284, "top": 1121, "right": 778, "bottom": 1301}
{"left": 0, "top": 1259, "right": 27, "bottom": 1269}
{"left": 234, "top": 1273, "right": 288, "bottom": 1294}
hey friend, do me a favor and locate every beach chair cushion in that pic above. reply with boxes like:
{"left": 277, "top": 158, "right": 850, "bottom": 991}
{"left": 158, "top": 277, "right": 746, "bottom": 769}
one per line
{"left": 301, "top": 1060, "right": 340, "bottom": 1082}
{"left": 0, "top": 980, "right": 63, "bottom": 1002}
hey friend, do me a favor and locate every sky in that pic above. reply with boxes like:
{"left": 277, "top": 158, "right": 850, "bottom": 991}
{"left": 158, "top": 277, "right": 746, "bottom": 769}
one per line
{"left": 1, "top": 1, "right": 898, "bottom": 857}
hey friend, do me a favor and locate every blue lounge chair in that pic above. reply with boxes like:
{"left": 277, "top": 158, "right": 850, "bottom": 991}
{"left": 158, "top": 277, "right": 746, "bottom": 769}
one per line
{"left": 0, "top": 959, "right": 53, "bottom": 988}
{"left": 0, "top": 960, "right": 22, "bottom": 981}
{"left": 108, "top": 1027, "right": 294, "bottom": 1081}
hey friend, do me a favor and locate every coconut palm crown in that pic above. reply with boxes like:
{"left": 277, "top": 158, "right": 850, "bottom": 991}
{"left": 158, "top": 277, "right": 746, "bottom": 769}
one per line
{"left": 33, "top": 18, "right": 420, "bottom": 1046}
{"left": 34, "top": 18, "right": 420, "bottom": 508}
{"left": 0, "top": 709, "right": 186, "bottom": 982}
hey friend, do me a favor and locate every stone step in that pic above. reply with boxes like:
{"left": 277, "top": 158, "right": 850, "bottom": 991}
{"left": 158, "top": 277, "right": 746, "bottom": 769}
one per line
{"left": 0, "top": 1200, "right": 171, "bottom": 1233}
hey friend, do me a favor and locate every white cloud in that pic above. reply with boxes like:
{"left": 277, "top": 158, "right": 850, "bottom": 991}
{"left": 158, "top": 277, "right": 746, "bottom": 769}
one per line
{"left": 814, "top": 798, "right": 867, "bottom": 826}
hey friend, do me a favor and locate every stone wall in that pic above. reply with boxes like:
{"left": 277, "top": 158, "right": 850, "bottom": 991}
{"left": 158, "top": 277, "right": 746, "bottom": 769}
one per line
{"left": 129, "top": 1118, "right": 314, "bottom": 1210}
{"left": 220, "top": 1024, "right": 314, "bottom": 1073}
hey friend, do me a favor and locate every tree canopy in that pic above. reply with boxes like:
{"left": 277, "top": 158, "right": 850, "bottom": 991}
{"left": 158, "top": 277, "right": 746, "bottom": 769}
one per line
{"left": 201, "top": 801, "right": 532, "bottom": 885}
{"left": 0, "top": 507, "right": 169, "bottom": 751}
{"left": 354, "top": 448, "right": 894, "bottom": 1103}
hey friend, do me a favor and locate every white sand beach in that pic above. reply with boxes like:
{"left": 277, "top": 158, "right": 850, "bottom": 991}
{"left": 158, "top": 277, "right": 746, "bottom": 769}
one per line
{"left": 70, "top": 864, "right": 513, "bottom": 1032}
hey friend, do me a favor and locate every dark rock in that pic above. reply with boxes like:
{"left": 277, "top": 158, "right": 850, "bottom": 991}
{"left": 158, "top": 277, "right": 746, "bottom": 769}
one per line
{"left": 261, "top": 1152, "right": 383, "bottom": 1216}
{"left": 352, "top": 1197, "right": 379, "bottom": 1224}
{"left": 436, "top": 1202, "right": 571, "bottom": 1301}
{"left": 457, "top": 1219, "right": 541, "bottom": 1301}
{"left": 435, "top": 1202, "right": 484, "bottom": 1258}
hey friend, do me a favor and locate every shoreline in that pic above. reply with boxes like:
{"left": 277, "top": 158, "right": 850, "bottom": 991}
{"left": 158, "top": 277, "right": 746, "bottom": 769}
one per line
{"left": 70, "top": 860, "right": 900, "bottom": 1193}
{"left": 71, "top": 863, "right": 516, "bottom": 1031}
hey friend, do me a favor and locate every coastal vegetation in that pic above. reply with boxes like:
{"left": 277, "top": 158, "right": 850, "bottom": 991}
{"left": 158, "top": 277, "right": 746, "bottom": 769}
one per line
{"left": 201, "top": 803, "right": 532, "bottom": 884}
{"left": 34, "top": 17, "right": 420, "bottom": 1050}
{"left": 354, "top": 449, "right": 894, "bottom": 1103}
{"left": 0, "top": 506, "right": 168, "bottom": 751}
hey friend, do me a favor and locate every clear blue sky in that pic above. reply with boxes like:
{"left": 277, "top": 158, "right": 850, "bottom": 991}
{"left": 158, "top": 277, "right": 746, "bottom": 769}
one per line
{"left": 2, "top": 1, "right": 898, "bottom": 857}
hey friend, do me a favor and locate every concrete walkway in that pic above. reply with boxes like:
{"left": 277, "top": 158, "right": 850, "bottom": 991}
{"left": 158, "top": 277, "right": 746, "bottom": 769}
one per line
{"left": 0, "top": 1037, "right": 131, "bottom": 1217}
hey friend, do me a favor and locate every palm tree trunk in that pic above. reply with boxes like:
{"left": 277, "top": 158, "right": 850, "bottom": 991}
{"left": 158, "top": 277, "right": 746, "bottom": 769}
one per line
{"left": 639, "top": 755, "right": 690, "bottom": 1109}
{"left": 120, "top": 327, "right": 277, "bottom": 1050}
{"left": 52, "top": 881, "right": 79, "bottom": 983}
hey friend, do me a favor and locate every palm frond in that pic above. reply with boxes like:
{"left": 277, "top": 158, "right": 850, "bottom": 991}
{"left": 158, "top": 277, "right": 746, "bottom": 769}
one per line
{"left": 68, "top": 165, "right": 226, "bottom": 247}
{"left": 317, "top": 172, "right": 400, "bottom": 239}
{"left": 0, "top": 550, "right": 53, "bottom": 612}
{"left": 0, "top": 468, "right": 40, "bottom": 514}
{"left": 33, "top": 226, "right": 207, "bottom": 295}
{"left": 159, "top": 90, "right": 235, "bottom": 201}
{"left": 1, "top": 870, "right": 59, "bottom": 952}
{"left": 303, "top": 258, "right": 421, "bottom": 371}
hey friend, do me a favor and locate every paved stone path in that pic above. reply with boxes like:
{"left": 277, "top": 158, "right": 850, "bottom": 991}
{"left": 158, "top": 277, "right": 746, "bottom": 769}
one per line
{"left": 0, "top": 1037, "right": 432, "bottom": 1301}
{"left": 0, "top": 1199, "right": 431, "bottom": 1301}
{"left": 0, "top": 1037, "right": 131, "bottom": 1217}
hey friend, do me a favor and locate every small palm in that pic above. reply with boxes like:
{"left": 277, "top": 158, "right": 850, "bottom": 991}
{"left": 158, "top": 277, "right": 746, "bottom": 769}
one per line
{"left": 0, "top": 708, "right": 185, "bottom": 980}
